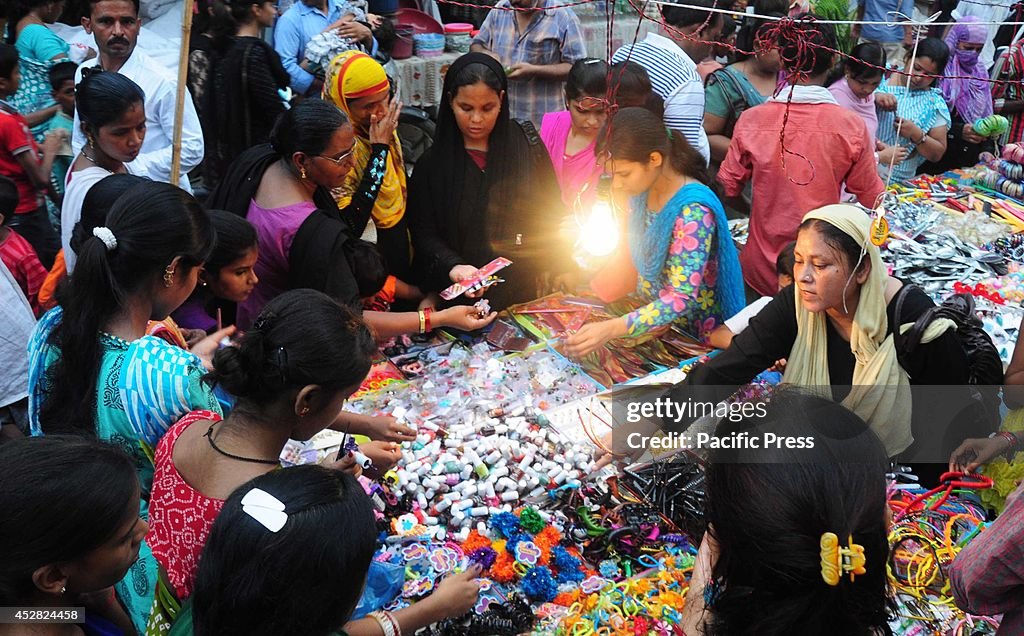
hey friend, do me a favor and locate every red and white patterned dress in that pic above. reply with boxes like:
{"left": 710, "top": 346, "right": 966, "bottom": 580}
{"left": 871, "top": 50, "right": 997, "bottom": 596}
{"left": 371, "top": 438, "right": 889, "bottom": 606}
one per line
{"left": 146, "top": 410, "right": 226, "bottom": 601}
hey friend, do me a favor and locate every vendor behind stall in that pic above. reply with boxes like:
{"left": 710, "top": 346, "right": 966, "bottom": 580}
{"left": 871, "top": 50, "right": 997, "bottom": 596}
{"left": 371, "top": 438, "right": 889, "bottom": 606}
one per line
{"left": 563, "top": 107, "right": 745, "bottom": 357}
{"left": 669, "top": 204, "right": 987, "bottom": 468}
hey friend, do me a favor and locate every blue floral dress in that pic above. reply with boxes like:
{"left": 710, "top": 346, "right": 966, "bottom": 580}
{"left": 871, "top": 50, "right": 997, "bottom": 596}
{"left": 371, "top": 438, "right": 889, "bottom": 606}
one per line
{"left": 625, "top": 202, "right": 723, "bottom": 341}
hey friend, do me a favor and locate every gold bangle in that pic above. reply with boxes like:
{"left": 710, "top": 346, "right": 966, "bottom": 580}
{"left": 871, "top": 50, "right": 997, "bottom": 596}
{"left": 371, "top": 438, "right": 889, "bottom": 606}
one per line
{"left": 418, "top": 310, "right": 426, "bottom": 334}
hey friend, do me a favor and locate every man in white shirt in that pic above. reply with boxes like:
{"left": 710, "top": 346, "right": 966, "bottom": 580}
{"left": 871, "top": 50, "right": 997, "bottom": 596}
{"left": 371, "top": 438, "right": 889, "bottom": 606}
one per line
{"left": 73, "top": 0, "right": 203, "bottom": 191}
{"left": 611, "top": 0, "right": 723, "bottom": 165}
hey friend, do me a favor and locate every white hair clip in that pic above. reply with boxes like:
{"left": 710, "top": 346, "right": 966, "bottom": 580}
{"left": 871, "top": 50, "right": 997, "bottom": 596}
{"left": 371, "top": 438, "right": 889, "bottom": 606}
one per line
{"left": 92, "top": 226, "right": 118, "bottom": 252}
{"left": 241, "top": 488, "right": 288, "bottom": 532}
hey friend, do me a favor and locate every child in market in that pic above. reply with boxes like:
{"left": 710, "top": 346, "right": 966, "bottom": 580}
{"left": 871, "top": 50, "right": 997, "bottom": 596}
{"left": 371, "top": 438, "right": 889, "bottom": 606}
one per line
{"left": 146, "top": 289, "right": 477, "bottom": 635}
{"left": 0, "top": 174, "right": 47, "bottom": 315}
{"left": 0, "top": 43, "right": 61, "bottom": 268}
{"left": 40, "top": 60, "right": 76, "bottom": 234}
{"left": 706, "top": 241, "right": 795, "bottom": 350}
{"left": 171, "top": 210, "right": 260, "bottom": 333}
{"left": 0, "top": 436, "right": 148, "bottom": 635}
{"left": 875, "top": 37, "right": 952, "bottom": 182}
{"left": 680, "top": 391, "right": 891, "bottom": 635}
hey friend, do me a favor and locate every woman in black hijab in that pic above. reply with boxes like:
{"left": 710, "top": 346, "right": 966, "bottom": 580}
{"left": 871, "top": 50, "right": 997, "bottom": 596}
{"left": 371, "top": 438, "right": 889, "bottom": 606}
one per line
{"left": 406, "top": 52, "right": 568, "bottom": 310}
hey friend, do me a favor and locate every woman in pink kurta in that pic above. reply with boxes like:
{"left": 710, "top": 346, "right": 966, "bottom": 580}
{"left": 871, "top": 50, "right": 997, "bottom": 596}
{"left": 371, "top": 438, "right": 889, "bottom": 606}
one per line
{"left": 540, "top": 58, "right": 608, "bottom": 209}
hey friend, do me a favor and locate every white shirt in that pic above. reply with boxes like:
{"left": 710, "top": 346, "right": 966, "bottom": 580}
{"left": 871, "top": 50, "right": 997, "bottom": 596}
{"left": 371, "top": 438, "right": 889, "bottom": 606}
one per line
{"left": 61, "top": 163, "right": 117, "bottom": 273}
{"left": 72, "top": 49, "right": 203, "bottom": 191}
{"left": 952, "top": 0, "right": 1013, "bottom": 70}
{"left": 0, "top": 259, "right": 35, "bottom": 408}
{"left": 612, "top": 32, "right": 711, "bottom": 165}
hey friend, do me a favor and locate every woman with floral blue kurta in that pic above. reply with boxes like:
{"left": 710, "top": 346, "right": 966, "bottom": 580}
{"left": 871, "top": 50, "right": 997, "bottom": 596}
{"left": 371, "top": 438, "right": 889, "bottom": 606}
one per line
{"left": 564, "top": 108, "right": 745, "bottom": 358}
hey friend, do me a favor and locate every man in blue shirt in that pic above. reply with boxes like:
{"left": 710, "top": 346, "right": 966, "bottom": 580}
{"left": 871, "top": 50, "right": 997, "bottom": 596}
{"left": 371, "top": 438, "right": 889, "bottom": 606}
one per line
{"left": 274, "top": 0, "right": 377, "bottom": 96}
{"left": 851, "top": 0, "right": 914, "bottom": 64}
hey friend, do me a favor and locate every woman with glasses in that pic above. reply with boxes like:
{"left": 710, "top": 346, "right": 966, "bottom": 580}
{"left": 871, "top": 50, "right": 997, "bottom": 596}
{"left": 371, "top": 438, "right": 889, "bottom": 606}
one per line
{"left": 208, "top": 99, "right": 495, "bottom": 335}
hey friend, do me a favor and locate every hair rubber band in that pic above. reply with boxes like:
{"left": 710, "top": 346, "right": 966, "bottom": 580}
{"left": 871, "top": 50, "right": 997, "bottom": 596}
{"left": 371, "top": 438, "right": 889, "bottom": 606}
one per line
{"left": 92, "top": 226, "right": 118, "bottom": 251}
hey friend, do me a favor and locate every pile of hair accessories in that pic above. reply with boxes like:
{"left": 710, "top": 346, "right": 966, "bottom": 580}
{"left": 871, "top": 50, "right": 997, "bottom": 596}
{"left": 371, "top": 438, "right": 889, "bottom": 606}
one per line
{"left": 885, "top": 476, "right": 993, "bottom": 633}
{"left": 541, "top": 549, "right": 696, "bottom": 635}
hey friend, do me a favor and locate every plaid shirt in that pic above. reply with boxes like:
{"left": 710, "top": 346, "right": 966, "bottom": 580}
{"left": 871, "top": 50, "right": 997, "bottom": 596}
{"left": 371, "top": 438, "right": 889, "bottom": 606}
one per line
{"left": 995, "top": 42, "right": 1024, "bottom": 144}
{"left": 472, "top": 0, "right": 586, "bottom": 125}
{"left": 950, "top": 487, "right": 1024, "bottom": 634}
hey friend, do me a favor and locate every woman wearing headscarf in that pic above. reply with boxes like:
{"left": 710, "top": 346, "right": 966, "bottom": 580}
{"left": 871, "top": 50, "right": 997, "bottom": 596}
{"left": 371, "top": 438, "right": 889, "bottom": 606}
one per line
{"left": 323, "top": 51, "right": 410, "bottom": 282}
{"left": 664, "top": 205, "right": 987, "bottom": 469}
{"left": 923, "top": 16, "right": 996, "bottom": 173}
{"left": 405, "top": 52, "right": 568, "bottom": 311}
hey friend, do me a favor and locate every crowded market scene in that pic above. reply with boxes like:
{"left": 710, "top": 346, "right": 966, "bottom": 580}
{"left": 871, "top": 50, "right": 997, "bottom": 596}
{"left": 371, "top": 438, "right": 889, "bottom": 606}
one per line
{"left": 2, "top": 0, "right": 1024, "bottom": 632}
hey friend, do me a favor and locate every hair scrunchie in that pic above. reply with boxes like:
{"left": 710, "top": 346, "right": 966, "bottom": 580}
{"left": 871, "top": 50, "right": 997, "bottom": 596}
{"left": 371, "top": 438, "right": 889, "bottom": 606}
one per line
{"left": 92, "top": 226, "right": 118, "bottom": 252}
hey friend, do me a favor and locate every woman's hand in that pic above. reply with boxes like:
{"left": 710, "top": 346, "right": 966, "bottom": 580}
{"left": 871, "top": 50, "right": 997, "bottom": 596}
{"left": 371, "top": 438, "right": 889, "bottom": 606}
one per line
{"left": 369, "top": 97, "right": 401, "bottom": 145}
{"left": 876, "top": 142, "right": 908, "bottom": 166}
{"left": 180, "top": 328, "right": 208, "bottom": 348}
{"left": 360, "top": 440, "right": 403, "bottom": 473}
{"left": 436, "top": 305, "right": 498, "bottom": 332}
{"left": 190, "top": 325, "right": 237, "bottom": 371}
{"left": 449, "top": 264, "right": 486, "bottom": 299}
{"left": 425, "top": 565, "right": 483, "bottom": 619}
{"left": 323, "top": 450, "right": 362, "bottom": 477}
{"left": 961, "top": 122, "right": 987, "bottom": 144}
{"left": 336, "top": 18, "right": 373, "bottom": 45}
{"left": 949, "top": 434, "right": 1015, "bottom": 473}
{"left": 680, "top": 529, "right": 720, "bottom": 636}
{"left": 875, "top": 92, "right": 897, "bottom": 112}
{"left": 894, "top": 117, "right": 924, "bottom": 142}
{"left": 562, "top": 319, "right": 627, "bottom": 359}
{"left": 366, "top": 415, "right": 417, "bottom": 443}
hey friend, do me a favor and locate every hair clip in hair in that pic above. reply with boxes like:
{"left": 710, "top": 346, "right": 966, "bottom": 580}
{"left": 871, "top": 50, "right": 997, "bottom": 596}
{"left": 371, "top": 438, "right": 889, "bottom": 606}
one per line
{"left": 252, "top": 311, "right": 277, "bottom": 331}
{"left": 241, "top": 488, "right": 288, "bottom": 532}
{"left": 819, "top": 532, "right": 866, "bottom": 586}
{"left": 92, "top": 226, "right": 118, "bottom": 251}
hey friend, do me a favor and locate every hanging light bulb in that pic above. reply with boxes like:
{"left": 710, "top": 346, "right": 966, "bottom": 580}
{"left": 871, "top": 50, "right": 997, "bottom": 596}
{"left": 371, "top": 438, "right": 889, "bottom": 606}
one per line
{"left": 577, "top": 176, "right": 618, "bottom": 257}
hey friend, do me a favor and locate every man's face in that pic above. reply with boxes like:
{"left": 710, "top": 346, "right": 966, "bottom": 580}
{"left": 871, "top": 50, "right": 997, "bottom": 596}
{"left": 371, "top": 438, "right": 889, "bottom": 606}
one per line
{"left": 84, "top": 0, "right": 141, "bottom": 62}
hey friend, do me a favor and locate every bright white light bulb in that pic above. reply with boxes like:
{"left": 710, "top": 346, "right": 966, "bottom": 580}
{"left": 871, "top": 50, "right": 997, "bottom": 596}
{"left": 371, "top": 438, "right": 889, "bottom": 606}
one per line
{"left": 579, "top": 200, "right": 618, "bottom": 257}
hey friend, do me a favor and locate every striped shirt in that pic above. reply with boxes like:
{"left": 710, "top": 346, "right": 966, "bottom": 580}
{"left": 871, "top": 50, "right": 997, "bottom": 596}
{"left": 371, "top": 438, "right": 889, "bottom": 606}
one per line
{"left": 472, "top": 0, "right": 587, "bottom": 125}
{"left": 876, "top": 78, "right": 951, "bottom": 182}
{"left": 612, "top": 33, "right": 710, "bottom": 164}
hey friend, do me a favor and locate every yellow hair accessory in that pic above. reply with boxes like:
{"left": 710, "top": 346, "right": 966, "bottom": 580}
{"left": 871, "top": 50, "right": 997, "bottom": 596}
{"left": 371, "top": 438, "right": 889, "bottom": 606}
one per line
{"left": 820, "top": 532, "right": 867, "bottom": 586}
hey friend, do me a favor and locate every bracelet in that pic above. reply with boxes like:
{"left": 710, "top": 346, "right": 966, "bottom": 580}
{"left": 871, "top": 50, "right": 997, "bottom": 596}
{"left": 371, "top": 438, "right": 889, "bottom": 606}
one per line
{"left": 368, "top": 611, "right": 400, "bottom": 636}
{"left": 418, "top": 310, "right": 426, "bottom": 334}
{"left": 424, "top": 307, "right": 433, "bottom": 332}
{"left": 997, "top": 431, "right": 1019, "bottom": 461}
{"left": 916, "top": 133, "right": 928, "bottom": 145}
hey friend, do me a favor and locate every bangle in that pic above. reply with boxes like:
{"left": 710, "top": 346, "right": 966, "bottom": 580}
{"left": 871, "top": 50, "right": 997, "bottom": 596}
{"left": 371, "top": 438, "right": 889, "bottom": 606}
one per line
{"left": 417, "top": 310, "right": 426, "bottom": 334}
{"left": 424, "top": 307, "right": 433, "bottom": 332}
{"left": 916, "top": 133, "right": 928, "bottom": 145}
{"left": 368, "top": 611, "right": 399, "bottom": 636}
{"left": 997, "top": 431, "right": 1019, "bottom": 461}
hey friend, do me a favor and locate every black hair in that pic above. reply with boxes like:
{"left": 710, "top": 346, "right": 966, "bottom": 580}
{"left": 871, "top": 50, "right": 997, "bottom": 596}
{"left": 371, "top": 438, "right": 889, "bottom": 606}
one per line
{"left": 735, "top": 13, "right": 784, "bottom": 61}
{"left": 48, "top": 60, "right": 77, "bottom": 91}
{"left": 41, "top": 182, "right": 215, "bottom": 434}
{"left": 5, "top": 0, "right": 59, "bottom": 44}
{"left": 609, "top": 61, "right": 665, "bottom": 118}
{"left": 776, "top": 240, "right": 796, "bottom": 278}
{"left": 599, "top": 107, "right": 709, "bottom": 185}
{"left": 661, "top": 0, "right": 725, "bottom": 31}
{"left": 207, "top": 289, "right": 375, "bottom": 407}
{"left": 779, "top": 14, "right": 838, "bottom": 77}
{"left": 720, "top": 15, "right": 737, "bottom": 40}
{"left": 565, "top": 58, "right": 608, "bottom": 102}
{"left": 192, "top": 466, "right": 376, "bottom": 636}
{"left": 0, "top": 42, "right": 18, "bottom": 79}
{"left": 270, "top": 99, "right": 349, "bottom": 163}
{"left": 87, "top": 0, "right": 140, "bottom": 15}
{"left": 447, "top": 61, "right": 505, "bottom": 100}
{"left": 703, "top": 390, "right": 892, "bottom": 636}
{"left": 845, "top": 41, "right": 886, "bottom": 81}
{"left": 76, "top": 70, "right": 145, "bottom": 139}
{"left": 907, "top": 37, "right": 950, "bottom": 82}
{"left": 0, "top": 436, "right": 138, "bottom": 604}
{"left": 203, "top": 210, "right": 258, "bottom": 277}
{"left": 798, "top": 217, "right": 868, "bottom": 274}
{"left": 208, "top": 0, "right": 265, "bottom": 51}
{"left": 69, "top": 173, "right": 150, "bottom": 253}
{"left": 0, "top": 175, "right": 17, "bottom": 220}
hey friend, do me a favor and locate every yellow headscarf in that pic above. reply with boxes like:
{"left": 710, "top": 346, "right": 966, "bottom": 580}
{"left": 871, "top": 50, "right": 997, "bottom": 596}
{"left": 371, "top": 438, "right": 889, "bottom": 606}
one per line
{"left": 782, "top": 205, "right": 955, "bottom": 456}
{"left": 324, "top": 50, "right": 407, "bottom": 230}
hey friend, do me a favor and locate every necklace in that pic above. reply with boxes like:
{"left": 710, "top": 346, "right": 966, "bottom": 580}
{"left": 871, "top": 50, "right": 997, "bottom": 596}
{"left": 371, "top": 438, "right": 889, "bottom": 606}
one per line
{"left": 204, "top": 423, "right": 280, "bottom": 465}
